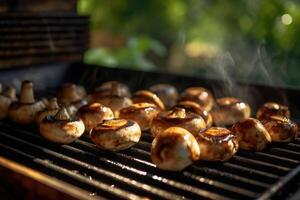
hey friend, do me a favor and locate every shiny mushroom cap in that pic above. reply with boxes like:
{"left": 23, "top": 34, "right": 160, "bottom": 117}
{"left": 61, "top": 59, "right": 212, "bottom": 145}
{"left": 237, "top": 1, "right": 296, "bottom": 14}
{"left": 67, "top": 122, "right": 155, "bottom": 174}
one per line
{"left": 58, "top": 83, "right": 86, "bottom": 105}
{"left": 39, "top": 107, "right": 85, "bottom": 144}
{"left": 119, "top": 103, "right": 160, "bottom": 131}
{"left": 173, "top": 101, "right": 213, "bottom": 128}
{"left": 179, "top": 87, "right": 214, "bottom": 111}
{"left": 196, "top": 127, "right": 238, "bottom": 161}
{"left": 0, "top": 84, "right": 17, "bottom": 120}
{"left": 211, "top": 97, "right": 251, "bottom": 126}
{"left": 90, "top": 119, "right": 141, "bottom": 151}
{"left": 77, "top": 102, "right": 114, "bottom": 133}
{"left": 95, "top": 81, "right": 131, "bottom": 98}
{"left": 231, "top": 118, "right": 271, "bottom": 151}
{"left": 149, "top": 84, "right": 178, "bottom": 109}
{"left": 36, "top": 98, "right": 60, "bottom": 124}
{"left": 9, "top": 81, "right": 47, "bottom": 124}
{"left": 151, "top": 127, "right": 200, "bottom": 171}
{"left": 256, "top": 102, "right": 290, "bottom": 122}
{"left": 132, "top": 90, "right": 165, "bottom": 111}
{"left": 151, "top": 107, "right": 206, "bottom": 137}
{"left": 263, "top": 115, "right": 298, "bottom": 142}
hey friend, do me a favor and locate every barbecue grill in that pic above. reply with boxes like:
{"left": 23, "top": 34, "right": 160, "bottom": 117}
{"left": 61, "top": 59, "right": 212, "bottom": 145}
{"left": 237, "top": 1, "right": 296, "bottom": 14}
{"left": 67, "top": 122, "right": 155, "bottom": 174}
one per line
{"left": 2, "top": 1, "right": 300, "bottom": 199}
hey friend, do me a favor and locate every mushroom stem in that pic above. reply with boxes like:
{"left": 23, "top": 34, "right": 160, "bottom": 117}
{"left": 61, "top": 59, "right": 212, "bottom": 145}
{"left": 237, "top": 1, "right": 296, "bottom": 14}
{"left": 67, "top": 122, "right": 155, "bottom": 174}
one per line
{"left": 20, "top": 81, "right": 35, "bottom": 104}
{"left": 170, "top": 107, "right": 186, "bottom": 118}
{"left": 48, "top": 98, "right": 59, "bottom": 109}
{"left": 55, "top": 107, "right": 70, "bottom": 120}
{"left": 6, "top": 86, "right": 17, "bottom": 101}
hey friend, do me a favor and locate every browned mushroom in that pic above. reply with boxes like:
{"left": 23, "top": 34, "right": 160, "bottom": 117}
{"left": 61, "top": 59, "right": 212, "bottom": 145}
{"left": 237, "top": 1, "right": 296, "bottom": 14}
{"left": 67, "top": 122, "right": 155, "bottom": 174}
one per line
{"left": 179, "top": 87, "right": 214, "bottom": 111}
{"left": 211, "top": 97, "right": 251, "bottom": 126}
{"left": 151, "top": 127, "right": 200, "bottom": 171}
{"left": 77, "top": 102, "right": 114, "bottom": 133}
{"left": 9, "top": 81, "right": 47, "bottom": 124}
{"left": 132, "top": 90, "right": 165, "bottom": 111}
{"left": 263, "top": 115, "right": 298, "bottom": 142}
{"left": 0, "top": 84, "right": 17, "bottom": 120}
{"left": 173, "top": 101, "right": 213, "bottom": 128}
{"left": 196, "top": 127, "right": 238, "bottom": 161}
{"left": 90, "top": 119, "right": 141, "bottom": 151}
{"left": 151, "top": 107, "right": 206, "bottom": 137}
{"left": 256, "top": 102, "right": 290, "bottom": 122}
{"left": 149, "top": 84, "right": 178, "bottom": 109}
{"left": 39, "top": 107, "right": 85, "bottom": 144}
{"left": 58, "top": 83, "right": 87, "bottom": 105}
{"left": 95, "top": 81, "right": 131, "bottom": 98}
{"left": 36, "top": 98, "right": 60, "bottom": 124}
{"left": 119, "top": 103, "right": 160, "bottom": 131}
{"left": 231, "top": 118, "right": 272, "bottom": 151}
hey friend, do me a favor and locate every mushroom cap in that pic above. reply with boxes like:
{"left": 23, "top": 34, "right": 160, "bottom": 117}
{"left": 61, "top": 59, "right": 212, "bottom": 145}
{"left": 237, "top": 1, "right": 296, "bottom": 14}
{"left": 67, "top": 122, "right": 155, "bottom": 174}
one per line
{"left": 77, "top": 102, "right": 114, "bottom": 133}
{"left": 95, "top": 81, "right": 131, "bottom": 98}
{"left": 119, "top": 103, "right": 160, "bottom": 131}
{"left": 149, "top": 84, "right": 178, "bottom": 109}
{"left": 151, "top": 107, "right": 206, "bottom": 137}
{"left": 211, "top": 97, "right": 251, "bottom": 126}
{"left": 173, "top": 101, "right": 213, "bottom": 128}
{"left": 151, "top": 127, "right": 200, "bottom": 171}
{"left": 132, "top": 90, "right": 165, "bottom": 111}
{"left": 196, "top": 127, "right": 238, "bottom": 161}
{"left": 179, "top": 87, "right": 214, "bottom": 111}
{"left": 231, "top": 118, "right": 271, "bottom": 151}
{"left": 39, "top": 116, "right": 85, "bottom": 144}
{"left": 58, "top": 83, "right": 86, "bottom": 105}
{"left": 256, "top": 102, "right": 290, "bottom": 122}
{"left": 90, "top": 119, "right": 141, "bottom": 151}
{"left": 263, "top": 115, "right": 298, "bottom": 142}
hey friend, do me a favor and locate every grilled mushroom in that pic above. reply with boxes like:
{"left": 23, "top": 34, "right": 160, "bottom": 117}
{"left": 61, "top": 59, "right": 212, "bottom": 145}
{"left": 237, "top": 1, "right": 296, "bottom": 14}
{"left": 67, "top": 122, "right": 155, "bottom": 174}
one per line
{"left": 58, "top": 83, "right": 86, "bottom": 105}
{"left": 211, "top": 97, "right": 251, "bottom": 126}
{"left": 256, "top": 102, "right": 290, "bottom": 122}
{"left": 77, "top": 102, "right": 114, "bottom": 133}
{"left": 132, "top": 90, "right": 165, "bottom": 111}
{"left": 179, "top": 87, "right": 214, "bottom": 111}
{"left": 151, "top": 127, "right": 200, "bottom": 171}
{"left": 231, "top": 118, "right": 271, "bottom": 151}
{"left": 91, "top": 83, "right": 132, "bottom": 117}
{"left": 36, "top": 98, "right": 60, "bottom": 124}
{"left": 90, "top": 119, "right": 141, "bottom": 151}
{"left": 9, "top": 81, "right": 47, "bottom": 124}
{"left": 151, "top": 107, "right": 206, "bottom": 137}
{"left": 173, "top": 101, "right": 213, "bottom": 128}
{"left": 119, "top": 103, "right": 160, "bottom": 131}
{"left": 149, "top": 84, "right": 178, "bottom": 109}
{"left": 0, "top": 84, "right": 17, "bottom": 120}
{"left": 263, "top": 115, "right": 298, "bottom": 142}
{"left": 95, "top": 81, "right": 131, "bottom": 98}
{"left": 39, "top": 107, "right": 85, "bottom": 143}
{"left": 196, "top": 127, "right": 238, "bottom": 161}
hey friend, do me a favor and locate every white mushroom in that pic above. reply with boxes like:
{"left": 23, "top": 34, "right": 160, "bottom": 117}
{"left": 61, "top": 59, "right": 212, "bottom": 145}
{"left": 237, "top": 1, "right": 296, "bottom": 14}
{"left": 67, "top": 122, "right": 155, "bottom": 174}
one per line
{"left": 36, "top": 98, "right": 60, "bottom": 124}
{"left": 149, "top": 84, "right": 178, "bottom": 109}
{"left": 39, "top": 107, "right": 85, "bottom": 144}
{"left": 151, "top": 127, "right": 200, "bottom": 171}
{"left": 9, "top": 81, "right": 46, "bottom": 124}
{"left": 90, "top": 119, "right": 141, "bottom": 151}
{"left": 95, "top": 81, "right": 131, "bottom": 98}
{"left": 132, "top": 90, "right": 165, "bottom": 111}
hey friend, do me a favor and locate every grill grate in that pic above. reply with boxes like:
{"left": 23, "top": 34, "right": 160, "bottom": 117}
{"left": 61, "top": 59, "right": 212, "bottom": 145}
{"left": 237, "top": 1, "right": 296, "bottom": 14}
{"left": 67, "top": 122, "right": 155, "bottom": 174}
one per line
{"left": 0, "top": 119, "right": 300, "bottom": 200}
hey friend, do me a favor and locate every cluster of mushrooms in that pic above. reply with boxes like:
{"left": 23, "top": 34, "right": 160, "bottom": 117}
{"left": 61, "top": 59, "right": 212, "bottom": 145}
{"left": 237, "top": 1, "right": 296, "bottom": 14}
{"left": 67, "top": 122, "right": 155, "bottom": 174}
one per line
{"left": 0, "top": 80, "right": 298, "bottom": 171}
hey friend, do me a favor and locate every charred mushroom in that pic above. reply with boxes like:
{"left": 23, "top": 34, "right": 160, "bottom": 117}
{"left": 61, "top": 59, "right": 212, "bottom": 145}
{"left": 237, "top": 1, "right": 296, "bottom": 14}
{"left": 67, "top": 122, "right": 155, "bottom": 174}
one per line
{"left": 173, "top": 101, "right": 213, "bottom": 128}
{"left": 90, "top": 119, "right": 141, "bottom": 151}
{"left": 0, "top": 84, "right": 17, "bottom": 120}
{"left": 196, "top": 127, "right": 238, "bottom": 161}
{"left": 9, "top": 81, "right": 47, "bottom": 124}
{"left": 77, "top": 102, "right": 114, "bottom": 133}
{"left": 151, "top": 107, "right": 206, "bottom": 137}
{"left": 36, "top": 98, "right": 60, "bottom": 124}
{"left": 119, "top": 103, "right": 160, "bottom": 131}
{"left": 151, "top": 127, "right": 200, "bottom": 171}
{"left": 149, "top": 84, "right": 178, "bottom": 109}
{"left": 91, "top": 83, "right": 132, "bottom": 117}
{"left": 95, "top": 81, "right": 131, "bottom": 98}
{"left": 231, "top": 118, "right": 271, "bottom": 151}
{"left": 256, "top": 102, "right": 290, "bottom": 122}
{"left": 263, "top": 115, "right": 298, "bottom": 142}
{"left": 211, "top": 97, "right": 251, "bottom": 126}
{"left": 132, "top": 90, "right": 165, "bottom": 111}
{"left": 179, "top": 87, "right": 214, "bottom": 111}
{"left": 39, "top": 107, "right": 85, "bottom": 143}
